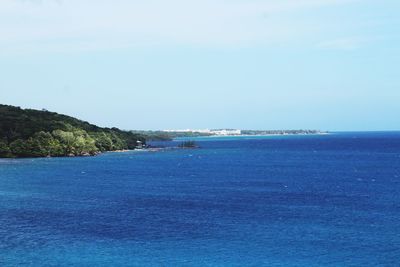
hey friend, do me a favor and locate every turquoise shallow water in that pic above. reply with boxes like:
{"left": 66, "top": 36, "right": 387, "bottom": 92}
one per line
{"left": 1, "top": 132, "right": 400, "bottom": 266}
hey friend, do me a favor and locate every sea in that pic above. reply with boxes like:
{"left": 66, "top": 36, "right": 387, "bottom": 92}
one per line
{"left": 1, "top": 132, "right": 400, "bottom": 266}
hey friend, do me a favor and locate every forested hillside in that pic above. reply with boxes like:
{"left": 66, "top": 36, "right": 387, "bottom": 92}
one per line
{"left": 0, "top": 104, "right": 145, "bottom": 158}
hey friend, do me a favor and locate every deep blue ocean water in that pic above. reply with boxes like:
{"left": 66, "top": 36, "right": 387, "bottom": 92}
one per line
{"left": 1, "top": 132, "right": 400, "bottom": 266}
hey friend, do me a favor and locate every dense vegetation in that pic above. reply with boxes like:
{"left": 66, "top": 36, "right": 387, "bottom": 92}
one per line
{"left": 0, "top": 104, "right": 145, "bottom": 158}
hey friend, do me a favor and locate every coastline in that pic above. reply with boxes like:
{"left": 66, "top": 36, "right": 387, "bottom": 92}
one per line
{"left": 0, "top": 131, "right": 329, "bottom": 159}
{"left": 0, "top": 148, "right": 148, "bottom": 160}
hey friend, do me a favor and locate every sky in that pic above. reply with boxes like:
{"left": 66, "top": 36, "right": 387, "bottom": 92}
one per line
{"left": 0, "top": 0, "right": 399, "bottom": 131}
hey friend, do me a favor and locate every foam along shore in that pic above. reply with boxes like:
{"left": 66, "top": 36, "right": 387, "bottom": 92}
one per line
{"left": 106, "top": 147, "right": 167, "bottom": 153}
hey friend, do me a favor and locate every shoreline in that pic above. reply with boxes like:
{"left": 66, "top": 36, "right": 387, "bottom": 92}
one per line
{"left": 0, "top": 133, "right": 329, "bottom": 159}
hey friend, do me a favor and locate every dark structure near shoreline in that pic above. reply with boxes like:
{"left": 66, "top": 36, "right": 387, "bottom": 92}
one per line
{"left": 0, "top": 104, "right": 145, "bottom": 158}
{"left": 178, "top": 140, "right": 198, "bottom": 148}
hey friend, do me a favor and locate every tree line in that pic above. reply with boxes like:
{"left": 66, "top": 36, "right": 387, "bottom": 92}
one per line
{"left": 0, "top": 104, "right": 145, "bottom": 158}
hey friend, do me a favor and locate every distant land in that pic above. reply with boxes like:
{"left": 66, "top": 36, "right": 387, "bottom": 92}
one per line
{"left": 132, "top": 129, "right": 325, "bottom": 141}
{"left": 0, "top": 104, "right": 324, "bottom": 158}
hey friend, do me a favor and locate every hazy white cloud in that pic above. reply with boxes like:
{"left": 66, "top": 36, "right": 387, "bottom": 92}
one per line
{"left": 0, "top": 0, "right": 358, "bottom": 53}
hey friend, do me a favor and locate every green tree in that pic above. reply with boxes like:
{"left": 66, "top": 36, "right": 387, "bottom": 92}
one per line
{"left": 72, "top": 129, "right": 98, "bottom": 155}
{"left": 52, "top": 129, "right": 75, "bottom": 155}
{"left": 0, "top": 140, "right": 11, "bottom": 157}
{"left": 28, "top": 131, "right": 64, "bottom": 157}
{"left": 93, "top": 132, "right": 113, "bottom": 151}
{"left": 107, "top": 132, "right": 126, "bottom": 150}
{"left": 9, "top": 139, "right": 28, "bottom": 157}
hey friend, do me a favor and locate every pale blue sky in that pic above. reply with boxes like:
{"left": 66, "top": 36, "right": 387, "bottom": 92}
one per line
{"left": 0, "top": 0, "right": 399, "bottom": 131}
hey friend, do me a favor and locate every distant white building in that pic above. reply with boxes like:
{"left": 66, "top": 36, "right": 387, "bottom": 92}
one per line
{"left": 136, "top": 140, "right": 144, "bottom": 149}
{"left": 163, "top": 129, "right": 211, "bottom": 133}
{"left": 162, "top": 129, "right": 241, "bottom": 136}
{"left": 211, "top": 129, "right": 241, "bottom": 136}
